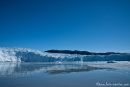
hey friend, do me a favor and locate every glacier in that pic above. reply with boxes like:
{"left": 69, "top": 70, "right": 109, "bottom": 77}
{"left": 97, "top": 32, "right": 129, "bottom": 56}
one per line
{"left": 0, "top": 47, "right": 130, "bottom": 62}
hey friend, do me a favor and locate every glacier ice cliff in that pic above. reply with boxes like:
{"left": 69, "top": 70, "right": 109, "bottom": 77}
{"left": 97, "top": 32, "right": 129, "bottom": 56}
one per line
{"left": 0, "top": 47, "right": 130, "bottom": 62}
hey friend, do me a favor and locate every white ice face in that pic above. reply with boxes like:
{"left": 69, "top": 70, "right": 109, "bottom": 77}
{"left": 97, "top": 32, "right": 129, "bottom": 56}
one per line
{"left": 0, "top": 47, "right": 130, "bottom": 62}
{"left": 0, "top": 47, "right": 85, "bottom": 62}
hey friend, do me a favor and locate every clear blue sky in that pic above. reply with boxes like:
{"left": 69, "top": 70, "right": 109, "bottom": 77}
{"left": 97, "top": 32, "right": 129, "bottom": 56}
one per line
{"left": 0, "top": 0, "right": 130, "bottom": 52}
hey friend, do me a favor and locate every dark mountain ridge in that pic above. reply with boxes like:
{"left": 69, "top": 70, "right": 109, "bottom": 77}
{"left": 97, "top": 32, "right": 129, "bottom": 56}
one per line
{"left": 45, "top": 50, "right": 121, "bottom": 55}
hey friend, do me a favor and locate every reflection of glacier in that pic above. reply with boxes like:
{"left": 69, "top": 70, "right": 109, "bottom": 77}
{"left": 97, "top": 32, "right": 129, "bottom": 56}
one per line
{"left": 0, "top": 62, "right": 130, "bottom": 77}
{"left": 0, "top": 47, "right": 130, "bottom": 62}
{"left": 0, "top": 62, "right": 104, "bottom": 77}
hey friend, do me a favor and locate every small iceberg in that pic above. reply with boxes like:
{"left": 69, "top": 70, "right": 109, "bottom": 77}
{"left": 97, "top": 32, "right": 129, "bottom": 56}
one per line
{"left": 56, "top": 61, "right": 62, "bottom": 64}
{"left": 107, "top": 60, "right": 116, "bottom": 63}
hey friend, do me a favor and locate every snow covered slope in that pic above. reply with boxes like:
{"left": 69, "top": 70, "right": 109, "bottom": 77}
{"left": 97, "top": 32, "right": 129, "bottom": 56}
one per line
{"left": 0, "top": 47, "right": 130, "bottom": 62}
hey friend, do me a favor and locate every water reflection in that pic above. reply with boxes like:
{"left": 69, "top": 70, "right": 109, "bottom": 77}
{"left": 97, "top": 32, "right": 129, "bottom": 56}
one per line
{"left": 0, "top": 62, "right": 107, "bottom": 77}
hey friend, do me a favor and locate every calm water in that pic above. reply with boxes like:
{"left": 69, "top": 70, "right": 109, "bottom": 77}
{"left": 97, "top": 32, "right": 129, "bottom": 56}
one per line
{"left": 0, "top": 61, "right": 130, "bottom": 87}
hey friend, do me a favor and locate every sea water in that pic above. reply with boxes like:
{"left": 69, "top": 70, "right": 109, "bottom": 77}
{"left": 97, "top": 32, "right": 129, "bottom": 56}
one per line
{"left": 0, "top": 61, "right": 130, "bottom": 87}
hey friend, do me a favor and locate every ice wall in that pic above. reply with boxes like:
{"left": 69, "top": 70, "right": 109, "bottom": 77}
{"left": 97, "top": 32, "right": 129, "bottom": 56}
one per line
{"left": 0, "top": 47, "right": 130, "bottom": 62}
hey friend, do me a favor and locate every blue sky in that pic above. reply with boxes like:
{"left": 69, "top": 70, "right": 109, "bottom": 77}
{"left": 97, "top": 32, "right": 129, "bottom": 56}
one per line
{"left": 0, "top": 0, "right": 130, "bottom": 52}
